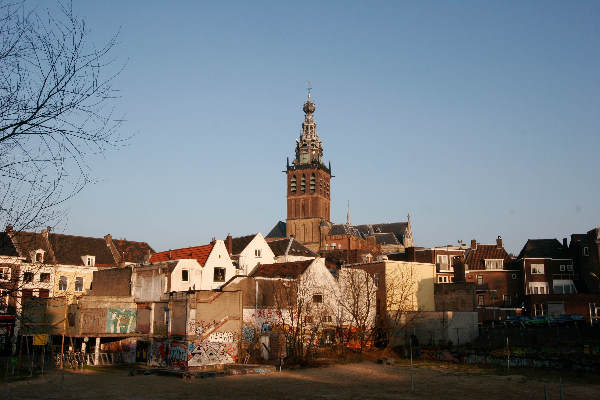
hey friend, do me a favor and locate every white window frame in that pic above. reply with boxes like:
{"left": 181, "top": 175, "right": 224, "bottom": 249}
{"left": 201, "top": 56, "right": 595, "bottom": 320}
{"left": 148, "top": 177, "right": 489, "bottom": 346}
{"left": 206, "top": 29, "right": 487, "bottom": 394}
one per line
{"left": 255, "top": 249, "right": 262, "bottom": 258}
{"left": 560, "top": 265, "right": 566, "bottom": 272}
{"left": 0, "top": 267, "right": 11, "bottom": 281}
{"left": 436, "top": 254, "right": 448, "bottom": 266}
{"left": 181, "top": 269, "right": 189, "bottom": 282}
{"left": 583, "top": 247, "right": 589, "bottom": 256}
{"left": 485, "top": 259, "right": 503, "bottom": 270}
{"left": 528, "top": 282, "right": 549, "bottom": 295}
{"left": 531, "top": 264, "right": 544, "bottom": 275}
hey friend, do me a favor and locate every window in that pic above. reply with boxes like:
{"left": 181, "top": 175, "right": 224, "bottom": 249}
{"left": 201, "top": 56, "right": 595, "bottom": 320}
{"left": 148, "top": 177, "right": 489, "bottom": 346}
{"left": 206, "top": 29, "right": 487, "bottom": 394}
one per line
{"left": 40, "top": 273, "right": 50, "bottom": 283}
{"left": 583, "top": 247, "right": 589, "bottom": 256}
{"left": 300, "top": 175, "right": 306, "bottom": 192}
{"left": 75, "top": 277, "right": 84, "bottom": 292}
{"left": 310, "top": 174, "right": 316, "bottom": 192}
{"left": 485, "top": 259, "right": 503, "bottom": 270}
{"left": 35, "top": 251, "right": 43, "bottom": 263}
{"left": 512, "top": 273, "right": 517, "bottom": 279}
{"left": 0, "top": 267, "right": 10, "bottom": 281}
{"left": 23, "top": 272, "right": 34, "bottom": 283}
{"left": 181, "top": 269, "right": 189, "bottom": 282}
{"left": 477, "top": 275, "right": 483, "bottom": 285}
{"left": 38, "top": 289, "right": 49, "bottom": 298}
{"left": 560, "top": 265, "right": 566, "bottom": 272}
{"left": 553, "top": 280, "right": 576, "bottom": 294}
{"left": 290, "top": 176, "right": 297, "bottom": 193}
{"left": 213, "top": 267, "right": 226, "bottom": 282}
{"left": 86, "top": 256, "right": 95, "bottom": 266}
{"left": 312, "top": 294, "right": 323, "bottom": 303}
{"left": 531, "top": 264, "right": 544, "bottom": 274}
{"left": 436, "top": 255, "right": 448, "bottom": 268}
{"left": 528, "top": 282, "right": 549, "bottom": 295}
{"left": 254, "top": 249, "right": 261, "bottom": 257}
{"left": 567, "top": 265, "right": 574, "bottom": 271}
{"left": 503, "top": 294, "right": 511, "bottom": 306}
{"left": 58, "top": 276, "right": 68, "bottom": 291}
{"left": 478, "top": 295, "right": 485, "bottom": 306}
{"left": 438, "top": 276, "right": 448, "bottom": 283}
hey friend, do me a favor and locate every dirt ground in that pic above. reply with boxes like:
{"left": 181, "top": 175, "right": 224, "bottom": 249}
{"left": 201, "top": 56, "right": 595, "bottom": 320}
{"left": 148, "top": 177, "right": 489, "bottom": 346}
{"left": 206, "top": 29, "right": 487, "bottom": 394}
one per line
{"left": 4, "top": 361, "right": 600, "bottom": 400}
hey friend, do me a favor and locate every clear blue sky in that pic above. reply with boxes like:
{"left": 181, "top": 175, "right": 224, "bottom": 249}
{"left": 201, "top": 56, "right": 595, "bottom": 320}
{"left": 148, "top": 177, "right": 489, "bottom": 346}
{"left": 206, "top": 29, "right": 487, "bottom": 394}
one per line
{"left": 51, "top": 1, "right": 599, "bottom": 255}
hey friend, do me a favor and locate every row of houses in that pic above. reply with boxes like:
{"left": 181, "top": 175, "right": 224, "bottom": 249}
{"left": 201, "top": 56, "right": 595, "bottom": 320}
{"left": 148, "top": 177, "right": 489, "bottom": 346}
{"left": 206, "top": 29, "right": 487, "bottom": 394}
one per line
{"left": 2, "top": 224, "right": 599, "bottom": 367}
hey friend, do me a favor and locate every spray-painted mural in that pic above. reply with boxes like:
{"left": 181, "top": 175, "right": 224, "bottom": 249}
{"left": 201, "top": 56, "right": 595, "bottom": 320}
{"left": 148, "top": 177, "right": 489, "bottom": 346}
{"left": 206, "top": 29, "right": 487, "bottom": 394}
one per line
{"left": 106, "top": 309, "right": 137, "bottom": 334}
{"left": 189, "top": 331, "right": 238, "bottom": 366}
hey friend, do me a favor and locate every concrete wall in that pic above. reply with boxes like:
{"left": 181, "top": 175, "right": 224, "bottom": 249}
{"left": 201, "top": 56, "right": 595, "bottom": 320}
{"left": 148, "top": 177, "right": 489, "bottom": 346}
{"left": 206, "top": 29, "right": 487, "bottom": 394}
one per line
{"left": 91, "top": 268, "right": 132, "bottom": 297}
{"left": 391, "top": 311, "right": 479, "bottom": 347}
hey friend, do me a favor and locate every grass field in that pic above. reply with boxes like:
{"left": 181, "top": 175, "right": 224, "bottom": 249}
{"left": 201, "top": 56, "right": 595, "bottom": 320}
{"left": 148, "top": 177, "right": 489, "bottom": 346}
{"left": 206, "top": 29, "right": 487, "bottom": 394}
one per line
{"left": 4, "top": 360, "right": 600, "bottom": 400}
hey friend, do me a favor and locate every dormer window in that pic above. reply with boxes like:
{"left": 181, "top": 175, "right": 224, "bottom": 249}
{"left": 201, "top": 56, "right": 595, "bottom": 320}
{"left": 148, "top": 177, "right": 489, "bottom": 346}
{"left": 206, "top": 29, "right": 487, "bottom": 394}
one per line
{"left": 82, "top": 255, "right": 95, "bottom": 266}
{"left": 485, "top": 259, "right": 503, "bottom": 270}
{"left": 35, "top": 250, "right": 44, "bottom": 263}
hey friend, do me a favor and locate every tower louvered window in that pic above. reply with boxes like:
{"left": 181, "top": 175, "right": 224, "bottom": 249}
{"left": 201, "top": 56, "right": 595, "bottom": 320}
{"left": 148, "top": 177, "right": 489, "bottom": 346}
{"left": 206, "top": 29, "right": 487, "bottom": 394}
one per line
{"left": 301, "top": 175, "right": 306, "bottom": 192}
{"left": 310, "top": 174, "right": 316, "bottom": 192}
{"left": 291, "top": 176, "right": 297, "bottom": 193}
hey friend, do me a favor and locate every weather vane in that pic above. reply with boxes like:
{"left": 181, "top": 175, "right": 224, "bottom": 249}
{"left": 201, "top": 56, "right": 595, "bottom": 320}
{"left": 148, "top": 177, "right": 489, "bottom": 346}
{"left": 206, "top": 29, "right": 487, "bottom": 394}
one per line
{"left": 306, "top": 80, "right": 312, "bottom": 95}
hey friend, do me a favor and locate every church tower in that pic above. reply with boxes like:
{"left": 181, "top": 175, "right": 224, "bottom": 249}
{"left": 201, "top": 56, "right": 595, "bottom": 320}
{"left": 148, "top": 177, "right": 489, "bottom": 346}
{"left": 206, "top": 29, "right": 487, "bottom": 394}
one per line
{"left": 285, "top": 91, "right": 331, "bottom": 252}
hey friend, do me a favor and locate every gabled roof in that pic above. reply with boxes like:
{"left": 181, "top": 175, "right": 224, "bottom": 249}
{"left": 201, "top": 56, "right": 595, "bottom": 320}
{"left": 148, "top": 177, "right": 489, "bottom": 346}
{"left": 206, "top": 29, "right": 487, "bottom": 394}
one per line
{"left": 112, "top": 238, "right": 154, "bottom": 264}
{"left": 48, "top": 233, "right": 116, "bottom": 266}
{"left": 228, "top": 234, "right": 256, "bottom": 255}
{"left": 150, "top": 243, "right": 214, "bottom": 266}
{"left": 266, "top": 221, "right": 287, "bottom": 239}
{"left": 465, "top": 244, "right": 511, "bottom": 270}
{"left": 266, "top": 238, "right": 317, "bottom": 257}
{"left": 250, "top": 260, "right": 313, "bottom": 279}
{"left": 0, "top": 232, "right": 19, "bottom": 257}
{"left": 355, "top": 222, "right": 409, "bottom": 242}
{"left": 517, "top": 239, "right": 570, "bottom": 259}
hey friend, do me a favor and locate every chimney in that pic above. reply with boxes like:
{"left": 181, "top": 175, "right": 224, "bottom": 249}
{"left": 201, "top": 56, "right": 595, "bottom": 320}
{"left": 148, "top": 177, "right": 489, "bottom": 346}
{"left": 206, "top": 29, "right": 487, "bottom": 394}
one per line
{"left": 226, "top": 233, "right": 233, "bottom": 255}
{"left": 406, "top": 247, "right": 416, "bottom": 261}
{"left": 563, "top": 237, "right": 568, "bottom": 248}
{"left": 471, "top": 239, "right": 477, "bottom": 250}
{"left": 453, "top": 258, "right": 466, "bottom": 283}
{"left": 5, "top": 225, "right": 13, "bottom": 233}
{"left": 168, "top": 250, "right": 172, "bottom": 260}
{"left": 210, "top": 237, "right": 216, "bottom": 244}
{"left": 496, "top": 235, "right": 503, "bottom": 249}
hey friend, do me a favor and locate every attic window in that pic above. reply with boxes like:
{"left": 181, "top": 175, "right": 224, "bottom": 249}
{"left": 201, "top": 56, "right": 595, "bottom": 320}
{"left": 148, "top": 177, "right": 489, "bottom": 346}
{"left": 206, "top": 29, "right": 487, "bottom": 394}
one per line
{"left": 182, "top": 269, "right": 189, "bottom": 282}
{"left": 86, "top": 256, "right": 95, "bottom": 266}
{"left": 35, "top": 251, "right": 44, "bottom": 263}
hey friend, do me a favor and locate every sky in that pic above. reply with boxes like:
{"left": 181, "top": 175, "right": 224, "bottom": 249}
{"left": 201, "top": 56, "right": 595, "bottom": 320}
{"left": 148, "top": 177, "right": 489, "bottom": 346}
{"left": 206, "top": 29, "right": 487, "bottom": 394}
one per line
{"left": 40, "top": 1, "right": 600, "bottom": 255}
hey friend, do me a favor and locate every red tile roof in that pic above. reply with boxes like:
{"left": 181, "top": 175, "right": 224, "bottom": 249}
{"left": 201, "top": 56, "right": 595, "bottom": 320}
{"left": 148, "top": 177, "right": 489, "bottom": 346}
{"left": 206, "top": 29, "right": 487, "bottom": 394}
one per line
{"left": 150, "top": 243, "right": 214, "bottom": 266}
{"left": 465, "top": 244, "right": 511, "bottom": 270}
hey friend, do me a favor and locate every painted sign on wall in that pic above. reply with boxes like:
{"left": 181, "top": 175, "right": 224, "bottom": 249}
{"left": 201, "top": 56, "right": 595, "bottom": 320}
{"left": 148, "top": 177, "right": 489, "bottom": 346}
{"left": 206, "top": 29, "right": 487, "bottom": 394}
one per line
{"left": 106, "top": 309, "right": 137, "bottom": 334}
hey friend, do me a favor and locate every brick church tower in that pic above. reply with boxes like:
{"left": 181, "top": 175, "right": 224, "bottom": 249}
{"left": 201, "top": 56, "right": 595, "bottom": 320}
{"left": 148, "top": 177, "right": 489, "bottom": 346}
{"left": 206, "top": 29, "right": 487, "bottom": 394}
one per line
{"left": 285, "top": 91, "right": 331, "bottom": 252}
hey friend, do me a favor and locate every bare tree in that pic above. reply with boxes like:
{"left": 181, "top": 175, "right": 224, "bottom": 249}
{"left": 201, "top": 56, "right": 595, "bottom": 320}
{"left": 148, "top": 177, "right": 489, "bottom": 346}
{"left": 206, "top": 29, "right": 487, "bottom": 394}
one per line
{"left": 335, "top": 268, "right": 377, "bottom": 352}
{"left": 1, "top": 0, "right": 124, "bottom": 233}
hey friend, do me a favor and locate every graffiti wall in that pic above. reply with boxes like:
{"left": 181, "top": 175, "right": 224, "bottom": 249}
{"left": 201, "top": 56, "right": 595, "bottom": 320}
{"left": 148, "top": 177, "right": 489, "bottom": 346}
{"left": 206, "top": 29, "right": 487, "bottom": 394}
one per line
{"left": 101, "top": 337, "right": 136, "bottom": 364}
{"left": 106, "top": 309, "right": 137, "bottom": 334}
{"left": 189, "top": 331, "right": 238, "bottom": 366}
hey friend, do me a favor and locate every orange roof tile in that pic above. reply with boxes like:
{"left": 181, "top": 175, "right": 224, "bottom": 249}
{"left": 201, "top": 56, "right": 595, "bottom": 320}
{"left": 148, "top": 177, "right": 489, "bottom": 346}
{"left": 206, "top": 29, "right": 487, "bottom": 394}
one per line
{"left": 150, "top": 243, "right": 214, "bottom": 266}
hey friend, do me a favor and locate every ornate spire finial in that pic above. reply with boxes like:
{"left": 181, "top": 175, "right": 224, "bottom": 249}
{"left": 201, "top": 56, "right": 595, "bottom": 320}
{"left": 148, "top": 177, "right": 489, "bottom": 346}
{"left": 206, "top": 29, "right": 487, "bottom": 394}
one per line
{"left": 346, "top": 200, "right": 351, "bottom": 225}
{"left": 306, "top": 80, "right": 312, "bottom": 99}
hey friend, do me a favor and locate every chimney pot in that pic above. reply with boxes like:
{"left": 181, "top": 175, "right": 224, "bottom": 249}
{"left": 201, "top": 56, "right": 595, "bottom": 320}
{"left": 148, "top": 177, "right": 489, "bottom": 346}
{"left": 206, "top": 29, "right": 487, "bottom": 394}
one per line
{"left": 5, "top": 225, "right": 13, "bottom": 233}
{"left": 496, "top": 236, "right": 503, "bottom": 249}
{"left": 471, "top": 239, "right": 477, "bottom": 250}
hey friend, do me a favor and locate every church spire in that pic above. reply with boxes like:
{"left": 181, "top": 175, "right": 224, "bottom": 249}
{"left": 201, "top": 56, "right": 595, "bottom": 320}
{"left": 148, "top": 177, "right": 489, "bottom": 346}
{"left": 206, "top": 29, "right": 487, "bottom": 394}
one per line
{"left": 346, "top": 200, "right": 351, "bottom": 225}
{"left": 295, "top": 86, "right": 323, "bottom": 166}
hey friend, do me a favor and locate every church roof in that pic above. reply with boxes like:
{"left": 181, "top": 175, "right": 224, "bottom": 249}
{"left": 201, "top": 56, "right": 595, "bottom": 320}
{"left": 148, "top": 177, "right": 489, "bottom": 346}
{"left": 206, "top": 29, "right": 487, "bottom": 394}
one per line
{"left": 329, "top": 224, "right": 364, "bottom": 239}
{"left": 266, "top": 221, "right": 286, "bottom": 239}
{"left": 355, "top": 222, "right": 409, "bottom": 242}
{"left": 373, "top": 232, "right": 400, "bottom": 245}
